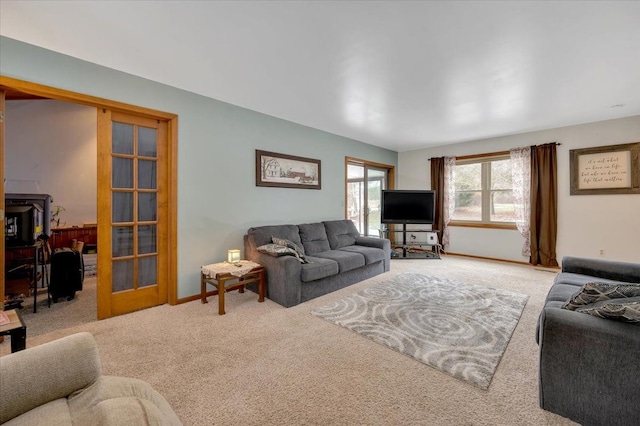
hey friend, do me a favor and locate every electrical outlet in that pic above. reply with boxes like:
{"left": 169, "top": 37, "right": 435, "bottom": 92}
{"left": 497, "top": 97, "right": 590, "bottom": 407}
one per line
{"left": 599, "top": 249, "right": 605, "bottom": 256}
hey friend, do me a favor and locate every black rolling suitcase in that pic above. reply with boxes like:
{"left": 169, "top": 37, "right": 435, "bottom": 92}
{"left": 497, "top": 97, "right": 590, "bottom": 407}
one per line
{"left": 50, "top": 248, "right": 84, "bottom": 302}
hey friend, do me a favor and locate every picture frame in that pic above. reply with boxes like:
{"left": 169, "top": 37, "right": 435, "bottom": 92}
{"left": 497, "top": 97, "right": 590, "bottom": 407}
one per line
{"left": 570, "top": 142, "right": 640, "bottom": 195}
{"left": 255, "top": 150, "right": 321, "bottom": 190}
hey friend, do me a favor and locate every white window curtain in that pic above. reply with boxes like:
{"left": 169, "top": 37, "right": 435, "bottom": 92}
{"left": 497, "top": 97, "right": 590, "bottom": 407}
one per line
{"left": 442, "top": 156, "right": 456, "bottom": 248}
{"left": 510, "top": 146, "right": 531, "bottom": 257}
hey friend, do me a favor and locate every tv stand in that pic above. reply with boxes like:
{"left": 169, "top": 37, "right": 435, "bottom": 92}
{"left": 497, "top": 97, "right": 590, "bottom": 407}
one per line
{"left": 382, "top": 225, "right": 440, "bottom": 259}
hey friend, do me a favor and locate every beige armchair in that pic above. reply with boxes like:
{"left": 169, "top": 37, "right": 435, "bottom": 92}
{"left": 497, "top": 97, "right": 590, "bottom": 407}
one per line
{"left": 0, "top": 332, "right": 181, "bottom": 425}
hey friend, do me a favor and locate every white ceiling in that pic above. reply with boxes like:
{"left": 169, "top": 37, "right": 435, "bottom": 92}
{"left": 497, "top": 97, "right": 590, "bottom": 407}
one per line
{"left": 1, "top": 1, "right": 639, "bottom": 152}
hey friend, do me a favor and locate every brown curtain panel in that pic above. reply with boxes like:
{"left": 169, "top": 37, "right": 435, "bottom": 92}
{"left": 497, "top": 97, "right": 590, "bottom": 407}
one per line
{"left": 530, "top": 143, "right": 559, "bottom": 267}
{"left": 430, "top": 157, "right": 445, "bottom": 239}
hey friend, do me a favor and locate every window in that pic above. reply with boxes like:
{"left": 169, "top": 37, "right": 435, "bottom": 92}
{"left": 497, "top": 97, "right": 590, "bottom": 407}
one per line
{"left": 452, "top": 154, "right": 515, "bottom": 225}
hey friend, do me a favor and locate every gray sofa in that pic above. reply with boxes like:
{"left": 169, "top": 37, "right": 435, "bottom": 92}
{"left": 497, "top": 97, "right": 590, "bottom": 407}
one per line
{"left": 244, "top": 219, "right": 390, "bottom": 308}
{"left": 536, "top": 256, "right": 640, "bottom": 426}
{"left": 0, "top": 332, "right": 181, "bottom": 425}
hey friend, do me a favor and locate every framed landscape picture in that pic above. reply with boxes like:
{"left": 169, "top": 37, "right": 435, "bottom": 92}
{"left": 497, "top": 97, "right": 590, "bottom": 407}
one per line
{"left": 570, "top": 142, "right": 640, "bottom": 195}
{"left": 255, "top": 150, "right": 321, "bottom": 190}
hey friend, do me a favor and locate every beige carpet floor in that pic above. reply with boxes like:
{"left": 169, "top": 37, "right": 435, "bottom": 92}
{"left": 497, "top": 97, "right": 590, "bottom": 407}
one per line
{"left": 1, "top": 256, "right": 577, "bottom": 425}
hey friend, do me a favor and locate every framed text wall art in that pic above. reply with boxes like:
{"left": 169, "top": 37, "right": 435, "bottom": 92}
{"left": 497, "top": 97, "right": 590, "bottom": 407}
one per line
{"left": 570, "top": 142, "right": 640, "bottom": 195}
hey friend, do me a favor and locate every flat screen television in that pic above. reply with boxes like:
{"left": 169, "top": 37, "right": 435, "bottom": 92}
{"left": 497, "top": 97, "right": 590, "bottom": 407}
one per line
{"left": 381, "top": 190, "right": 436, "bottom": 224}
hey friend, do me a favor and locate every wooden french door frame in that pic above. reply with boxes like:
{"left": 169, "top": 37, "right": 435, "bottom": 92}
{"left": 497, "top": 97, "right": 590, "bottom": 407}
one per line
{"left": 0, "top": 77, "right": 178, "bottom": 318}
{"left": 345, "top": 157, "right": 395, "bottom": 236}
{"left": 0, "top": 90, "right": 5, "bottom": 307}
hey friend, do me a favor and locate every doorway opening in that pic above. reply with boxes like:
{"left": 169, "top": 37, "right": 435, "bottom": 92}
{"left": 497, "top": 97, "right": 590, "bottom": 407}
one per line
{"left": 1, "top": 77, "right": 177, "bottom": 326}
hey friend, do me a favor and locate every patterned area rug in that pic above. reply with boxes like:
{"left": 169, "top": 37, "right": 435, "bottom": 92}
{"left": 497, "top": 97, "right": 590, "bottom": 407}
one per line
{"left": 312, "top": 273, "right": 529, "bottom": 389}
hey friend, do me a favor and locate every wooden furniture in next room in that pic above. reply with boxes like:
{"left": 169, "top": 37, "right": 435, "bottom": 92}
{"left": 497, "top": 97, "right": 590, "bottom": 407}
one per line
{"left": 4, "top": 241, "right": 50, "bottom": 313}
{"left": 50, "top": 225, "right": 97, "bottom": 251}
{"left": 200, "top": 261, "right": 265, "bottom": 315}
{"left": 0, "top": 309, "right": 27, "bottom": 352}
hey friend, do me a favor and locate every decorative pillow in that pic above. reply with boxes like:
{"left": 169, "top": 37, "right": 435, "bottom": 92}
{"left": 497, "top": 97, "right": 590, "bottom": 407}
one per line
{"left": 272, "top": 237, "right": 306, "bottom": 257}
{"left": 257, "top": 244, "right": 307, "bottom": 263}
{"left": 563, "top": 282, "right": 640, "bottom": 311}
{"left": 575, "top": 296, "right": 640, "bottom": 323}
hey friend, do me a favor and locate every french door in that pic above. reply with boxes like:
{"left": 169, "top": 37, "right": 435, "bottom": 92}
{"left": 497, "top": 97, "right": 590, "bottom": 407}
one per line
{"left": 0, "top": 90, "right": 5, "bottom": 303}
{"left": 346, "top": 158, "right": 394, "bottom": 237}
{"left": 97, "top": 110, "right": 169, "bottom": 319}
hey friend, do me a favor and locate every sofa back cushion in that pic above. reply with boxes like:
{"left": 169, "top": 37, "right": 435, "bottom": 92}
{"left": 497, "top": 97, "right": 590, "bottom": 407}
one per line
{"left": 298, "top": 222, "right": 331, "bottom": 255}
{"left": 323, "top": 220, "right": 359, "bottom": 249}
{"left": 0, "top": 332, "right": 101, "bottom": 424}
{"left": 246, "top": 225, "right": 303, "bottom": 254}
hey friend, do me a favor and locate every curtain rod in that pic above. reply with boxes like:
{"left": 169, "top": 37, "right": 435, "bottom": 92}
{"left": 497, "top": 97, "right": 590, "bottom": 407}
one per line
{"left": 427, "top": 142, "right": 562, "bottom": 161}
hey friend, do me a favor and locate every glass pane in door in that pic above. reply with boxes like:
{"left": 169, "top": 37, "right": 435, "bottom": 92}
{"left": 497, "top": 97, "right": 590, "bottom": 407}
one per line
{"left": 347, "top": 164, "right": 365, "bottom": 233}
{"left": 138, "top": 127, "right": 157, "bottom": 157}
{"left": 367, "top": 168, "right": 386, "bottom": 236}
{"left": 112, "top": 123, "right": 134, "bottom": 155}
{"left": 138, "top": 193, "right": 157, "bottom": 221}
{"left": 112, "top": 192, "right": 133, "bottom": 223}
{"left": 112, "top": 259, "right": 134, "bottom": 292}
{"left": 138, "top": 256, "right": 157, "bottom": 288}
{"left": 112, "top": 158, "right": 133, "bottom": 188}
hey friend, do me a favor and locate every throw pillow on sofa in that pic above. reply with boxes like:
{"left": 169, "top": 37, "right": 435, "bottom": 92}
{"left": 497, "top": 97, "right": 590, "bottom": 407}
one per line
{"left": 563, "top": 282, "right": 640, "bottom": 311}
{"left": 257, "top": 243, "right": 308, "bottom": 263}
{"left": 272, "top": 237, "right": 306, "bottom": 258}
{"left": 575, "top": 296, "right": 640, "bottom": 323}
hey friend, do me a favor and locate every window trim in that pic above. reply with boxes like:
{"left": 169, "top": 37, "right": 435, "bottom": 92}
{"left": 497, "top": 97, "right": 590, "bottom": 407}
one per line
{"left": 449, "top": 151, "right": 517, "bottom": 230}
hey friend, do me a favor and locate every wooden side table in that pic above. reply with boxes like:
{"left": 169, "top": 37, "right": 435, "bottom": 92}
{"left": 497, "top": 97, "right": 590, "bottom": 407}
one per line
{"left": 200, "top": 261, "right": 265, "bottom": 315}
{"left": 0, "top": 309, "right": 27, "bottom": 352}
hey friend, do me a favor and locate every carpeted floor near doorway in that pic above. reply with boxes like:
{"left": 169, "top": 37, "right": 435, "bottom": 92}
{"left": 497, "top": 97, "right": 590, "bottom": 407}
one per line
{"left": 0, "top": 257, "right": 576, "bottom": 426}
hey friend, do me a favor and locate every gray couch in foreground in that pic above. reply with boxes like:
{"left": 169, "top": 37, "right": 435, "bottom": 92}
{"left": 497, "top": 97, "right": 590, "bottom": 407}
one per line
{"left": 244, "top": 219, "right": 390, "bottom": 308}
{"left": 537, "top": 256, "right": 640, "bottom": 426}
{"left": 0, "top": 332, "right": 181, "bottom": 425}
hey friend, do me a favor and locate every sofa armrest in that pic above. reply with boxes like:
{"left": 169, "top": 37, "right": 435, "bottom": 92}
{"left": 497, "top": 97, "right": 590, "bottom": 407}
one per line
{"left": 561, "top": 256, "right": 640, "bottom": 283}
{"left": 0, "top": 332, "right": 102, "bottom": 424}
{"left": 538, "top": 307, "right": 640, "bottom": 425}
{"left": 244, "top": 235, "right": 304, "bottom": 308}
{"left": 355, "top": 236, "right": 390, "bottom": 250}
{"left": 355, "top": 236, "right": 391, "bottom": 271}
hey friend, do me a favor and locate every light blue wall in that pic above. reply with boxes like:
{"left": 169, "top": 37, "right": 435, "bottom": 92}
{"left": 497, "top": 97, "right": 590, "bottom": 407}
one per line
{"left": 1, "top": 36, "right": 398, "bottom": 298}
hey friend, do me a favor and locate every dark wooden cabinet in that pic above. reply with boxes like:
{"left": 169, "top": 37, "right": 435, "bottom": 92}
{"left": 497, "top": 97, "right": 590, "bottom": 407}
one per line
{"left": 50, "top": 226, "right": 97, "bottom": 252}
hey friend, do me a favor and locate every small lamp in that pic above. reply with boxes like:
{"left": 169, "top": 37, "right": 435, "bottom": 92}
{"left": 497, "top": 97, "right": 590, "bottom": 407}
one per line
{"left": 227, "top": 249, "right": 241, "bottom": 264}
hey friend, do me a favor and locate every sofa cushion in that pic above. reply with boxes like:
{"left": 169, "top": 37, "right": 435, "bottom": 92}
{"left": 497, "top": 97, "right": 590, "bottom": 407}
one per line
{"left": 301, "top": 257, "right": 339, "bottom": 282}
{"left": 575, "top": 296, "right": 640, "bottom": 323}
{"left": 339, "top": 245, "right": 386, "bottom": 265}
{"left": 3, "top": 399, "right": 71, "bottom": 426}
{"left": 323, "top": 220, "right": 359, "bottom": 249}
{"left": 72, "top": 397, "right": 174, "bottom": 425}
{"left": 563, "top": 282, "right": 640, "bottom": 311}
{"left": 68, "top": 376, "right": 181, "bottom": 425}
{"left": 312, "top": 250, "right": 365, "bottom": 273}
{"left": 257, "top": 244, "right": 306, "bottom": 263}
{"left": 298, "top": 223, "right": 331, "bottom": 255}
{"left": 247, "top": 225, "right": 303, "bottom": 253}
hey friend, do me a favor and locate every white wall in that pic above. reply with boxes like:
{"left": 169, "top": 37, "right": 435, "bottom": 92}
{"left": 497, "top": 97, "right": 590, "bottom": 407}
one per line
{"left": 399, "top": 115, "right": 640, "bottom": 263}
{"left": 4, "top": 99, "right": 97, "bottom": 227}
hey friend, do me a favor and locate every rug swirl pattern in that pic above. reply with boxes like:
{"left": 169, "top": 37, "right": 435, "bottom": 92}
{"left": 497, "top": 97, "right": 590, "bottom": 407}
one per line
{"left": 312, "top": 273, "right": 528, "bottom": 389}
